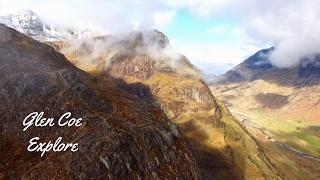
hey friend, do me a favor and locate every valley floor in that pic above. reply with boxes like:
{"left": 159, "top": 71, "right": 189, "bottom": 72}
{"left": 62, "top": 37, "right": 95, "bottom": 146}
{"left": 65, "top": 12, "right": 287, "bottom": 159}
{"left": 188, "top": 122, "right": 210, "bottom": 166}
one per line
{"left": 230, "top": 108, "right": 320, "bottom": 157}
{"left": 230, "top": 108, "right": 320, "bottom": 180}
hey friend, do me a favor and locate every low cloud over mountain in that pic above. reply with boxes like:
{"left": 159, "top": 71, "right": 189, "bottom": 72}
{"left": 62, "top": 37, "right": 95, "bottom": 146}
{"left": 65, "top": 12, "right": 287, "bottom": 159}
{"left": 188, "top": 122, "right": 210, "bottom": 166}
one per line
{"left": 2, "top": 0, "right": 320, "bottom": 71}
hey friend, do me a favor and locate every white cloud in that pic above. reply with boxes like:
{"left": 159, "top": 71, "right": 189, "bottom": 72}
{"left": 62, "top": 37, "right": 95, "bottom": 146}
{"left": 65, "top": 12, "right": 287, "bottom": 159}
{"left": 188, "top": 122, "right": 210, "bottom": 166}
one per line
{"left": 170, "top": 35, "right": 262, "bottom": 67}
{"left": 168, "top": 0, "right": 320, "bottom": 68}
{"left": 234, "top": 0, "right": 320, "bottom": 68}
{"left": 2, "top": 0, "right": 319, "bottom": 69}
{"left": 170, "top": 25, "right": 268, "bottom": 72}
{"left": 154, "top": 10, "right": 176, "bottom": 29}
{"left": 207, "top": 25, "right": 227, "bottom": 34}
{"left": 164, "top": 0, "right": 233, "bottom": 17}
{"left": 0, "top": 0, "right": 176, "bottom": 33}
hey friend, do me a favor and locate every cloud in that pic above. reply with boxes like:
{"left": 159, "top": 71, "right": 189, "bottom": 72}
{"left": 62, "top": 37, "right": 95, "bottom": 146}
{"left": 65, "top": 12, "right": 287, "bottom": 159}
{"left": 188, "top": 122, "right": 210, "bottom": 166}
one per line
{"left": 236, "top": 0, "right": 320, "bottom": 68}
{"left": 165, "top": 0, "right": 320, "bottom": 68}
{"left": 60, "top": 30, "right": 182, "bottom": 68}
{"left": 219, "top": 0, "right": 319, "bottom": 68}
{"left": 164, "top": 0, "right": 232, "bottom": 17}
{"left": 0, "top": 0, "right": 232, "bottom": 30}
{"left": 170, "top": 36, "right": 259, "bottom": 67}
{"left": 207, "top": 25, "right": 227, "bottom": 34}
{"left": 179, "top": 0, "right": 320, "bottom": 68}
{"left": 2, "top": 0, "right": 319, "bottom": 69}
{"left": 154, "top": 10, "right": 176, "bottom": 29}
{"left": 0, "top": 0, "right": 176, "bottom": 33}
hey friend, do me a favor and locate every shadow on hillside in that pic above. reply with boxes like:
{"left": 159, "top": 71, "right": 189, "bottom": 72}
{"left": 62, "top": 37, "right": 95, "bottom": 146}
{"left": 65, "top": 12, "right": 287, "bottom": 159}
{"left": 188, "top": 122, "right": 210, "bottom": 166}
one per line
{"left": 254, "top": 93, "right": 289, "bottom": 109}
{"left": 303, "top": 125, "right": 320, "bottom": 134}
{"left": 110, "top": 77, "right": 156, "bottom": 102}
{"left": 254, "top": 62, "right": 320, "bottom": 87}
{"left": 179, "top": 121, "right": 244, "bottom": 180}
{"left": 108, "top": 76, "right": 245, "bottom": 179}
{"left": 216, "top": 63, "right": 320, "bottom": 88}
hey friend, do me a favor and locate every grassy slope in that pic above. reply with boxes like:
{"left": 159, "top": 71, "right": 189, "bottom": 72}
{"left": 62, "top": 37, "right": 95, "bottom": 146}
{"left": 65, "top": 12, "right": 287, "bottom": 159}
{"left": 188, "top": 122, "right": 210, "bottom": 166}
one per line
{"left": 144, "top": 73, "right": 281, "bottom": 179}
{"left": 230, "top": 107, "right": 320, "bottom": 157}
{"left": 230, "top": 107, "right": 320, "bottom": 180}
{"left": 217, "top": 100, "right": 281, "bottom": 180}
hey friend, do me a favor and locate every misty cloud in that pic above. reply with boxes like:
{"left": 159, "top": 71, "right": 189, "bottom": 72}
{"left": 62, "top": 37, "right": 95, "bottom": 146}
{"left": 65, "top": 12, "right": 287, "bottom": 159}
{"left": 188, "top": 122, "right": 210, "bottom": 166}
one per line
{"left": 0, "top": 0, "right": 176, "bottom": 33}
{"left": 164, "top": 0, "right": 320, "bottom": 68}
{"left": 2, "top": 0, "right": 320, "bottom": 69}
{"left": 230, "top": 0, "right": 320, "bottom": 68}
{"left": 59, "top": 30, "right": 191, "bottom": 74}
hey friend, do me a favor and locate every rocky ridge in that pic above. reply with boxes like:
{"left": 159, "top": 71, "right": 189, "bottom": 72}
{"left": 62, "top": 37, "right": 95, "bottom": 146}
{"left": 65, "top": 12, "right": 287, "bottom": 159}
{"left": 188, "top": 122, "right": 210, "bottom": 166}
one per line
{"left": 0, "top": 24, "right": 202, "bottom": 179}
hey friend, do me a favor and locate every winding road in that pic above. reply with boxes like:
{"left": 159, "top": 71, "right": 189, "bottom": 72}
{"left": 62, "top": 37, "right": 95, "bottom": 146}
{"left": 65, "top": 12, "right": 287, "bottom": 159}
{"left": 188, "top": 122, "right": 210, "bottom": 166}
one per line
{"left": 232, "top": 112, "right": 320, "bottom": 162}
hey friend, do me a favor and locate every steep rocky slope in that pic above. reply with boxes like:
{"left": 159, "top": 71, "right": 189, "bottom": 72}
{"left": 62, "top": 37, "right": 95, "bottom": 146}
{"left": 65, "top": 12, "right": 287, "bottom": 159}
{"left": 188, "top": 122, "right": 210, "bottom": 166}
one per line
{"left": 52, "top": 29, "right": 281, "bottom": 179}
{"left": 0, "top": 24, "right": 202, "bottom": 179}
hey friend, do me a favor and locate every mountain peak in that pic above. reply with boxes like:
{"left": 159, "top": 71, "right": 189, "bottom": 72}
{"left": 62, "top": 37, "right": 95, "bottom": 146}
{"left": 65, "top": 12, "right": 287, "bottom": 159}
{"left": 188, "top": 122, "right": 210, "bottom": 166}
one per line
{"left": 216, "top": 46, "right": 320, "bottom": 86}
{"left": 0, "top": 10, "right": 103, "bottom": 41}
{"left": 0, "top": 9, "right": 45, "bottom": 39}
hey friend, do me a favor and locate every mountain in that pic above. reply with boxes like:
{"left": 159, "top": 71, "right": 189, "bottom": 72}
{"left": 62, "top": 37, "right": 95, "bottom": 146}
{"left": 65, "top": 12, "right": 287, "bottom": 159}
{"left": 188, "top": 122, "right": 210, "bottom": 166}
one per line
{"left": 0, "top": 24, "right": 203, "bottom": 179}
{"left": 0, "top": 10, "right": 101, "bottom": 41}
{"left": 215, "top": 47, "right": 320, "bottom": 87}
{"left": 49, "top": 30, "right": 201, "bottom": 78}
{"left": 211, "top": 48, "right": 320, "bottom": 179}
{"left": 50, "top": 26, "right": 281, "bottom": 179}
{"left": 0, "top": 10, "right": 284, "bottom": 179}
{"left": 213, "top": 47, "right": 320, "bottom": 121}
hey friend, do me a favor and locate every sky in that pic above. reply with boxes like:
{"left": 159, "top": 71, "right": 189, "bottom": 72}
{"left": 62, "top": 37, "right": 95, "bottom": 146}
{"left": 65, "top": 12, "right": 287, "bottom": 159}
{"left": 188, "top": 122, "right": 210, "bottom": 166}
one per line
{"left": 164, "top": 9, "right": 265, "bottom": 74}
{"left": 1, "top": 0, "right": 320, "bottom": 75}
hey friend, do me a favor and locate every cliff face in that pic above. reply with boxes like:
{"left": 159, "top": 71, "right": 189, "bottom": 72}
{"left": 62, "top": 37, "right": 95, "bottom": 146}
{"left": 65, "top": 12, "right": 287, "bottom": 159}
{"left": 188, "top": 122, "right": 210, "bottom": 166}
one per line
{"left": 103, "top": 53, "right": 218, "bottom": 120}
{"left": 50, "top": 30, "right": 219, "bottom": 124}
{"left": 101, "top": 45, "right": 281, "bottom": 180}
{"left": 0, "top": 24, "right": 202, "bottom": 179}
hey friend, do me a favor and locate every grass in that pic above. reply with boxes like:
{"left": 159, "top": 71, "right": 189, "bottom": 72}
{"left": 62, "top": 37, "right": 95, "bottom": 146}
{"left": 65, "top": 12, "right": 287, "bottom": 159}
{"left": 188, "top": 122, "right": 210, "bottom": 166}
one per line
{"left": 229, "top": 107, "right": 320, "bottom": 179}
{"left": 230, "top": 107, "right": 320, "bottom": 157}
